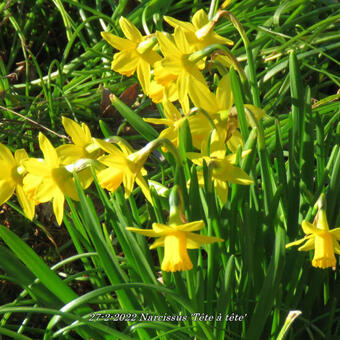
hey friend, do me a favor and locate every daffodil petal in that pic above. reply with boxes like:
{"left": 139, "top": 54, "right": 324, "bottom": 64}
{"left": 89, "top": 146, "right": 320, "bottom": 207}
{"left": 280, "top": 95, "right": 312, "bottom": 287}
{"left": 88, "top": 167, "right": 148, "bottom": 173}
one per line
{"left": 142, "top": 50, "right": 162, "bottom": 66}
{"left": 135, "top": 174, "right": 152, "bottom": 203}
{"left": 174, "top": 220, "right": 205, "bottom": 232}
{"left": 156, "top": 31, "right": 181, "bottom": 59}
{"left": 149, "top": 236, "right": 165, "bottom": 249}
{"left": 244, "top": 104, "right": 265, "bottom": 122}
{"left": 174, "top": 27, "right": 191, "bottom": 54}
{"left": 57, "top": 144, "right": 85, "bottom": 164}
{"left": 112, "top": 51, "right": 138, "bottom": 76}
{"left": 137, "top": 60, "right": 150, "bottom": 94}
{"left": 34, "top": 179, "right": 56, "bottom": 203}
{"left": 0, "top": 180, "right": 15, "bottom": 205}
{"left": 0, "top": 143, "right": 15, "bottom": 165}
{"left": 214, "top": 162, "right": 253, "bottom": 185}
{"left": 77, "top": 167, "right": 93, "bottom": 189}
{"left": 225, "top": 150, "right": 252, "bottom": 164}
{"left": 99, "top": 155, "right": 129, "bottom": 170}
{"left": 285, "top": 237, "right": 310, "bottom": 248}
{"left": 227, "top": 132, "right": 243, "bottom": 153}
{"left": 163, "top": 16, "right": 194, "bottom": 32}
{"left": 39, "top": 133, "right": 59, "bottom": 168}
{"left": 163, "top": 99, "right": 182, "bottom": 121}
{"left": 119, "top": 17, "right": 142, "bottom": 42}
{"left": 23, "top": 158, "right": 50, "bottom": 177}
{"left": 14, "top": 149, "right": 28, "bottom": 163}
{"left": 301, "top": 220, "right": 318, "bottom": 235}
{"left": 210, "top": 128, "right": 226, "bottom": 158}
{"left": 152, "top": 223, "right": 174, "bottom": 234}
{"left": 216, "top": 74, "right": 233, "bottom": 111}
{"left": 62, "top": 117, "right": 89, "bottom": 147}
{"left": 333, "top": 240, "right": 340, "bottom": 255}
{"left": 126, "top": 227, "right": 158, "bottom": 237}
{"left": 94, "top": 138, "right": 122, "bottom": 156}
{"left": 297, "top": 237, "right": 315, "bottom": 251}
{"left": 16, "top": 184, "right": 35, "bottom": 221}
{"left": 0, "top": 160, "right": 12, "bottom": 181}
{"left": 177, "top": 72, "right": 189, "bottom": 108}
{"left": 330, "top": 228, "right": 340, "bottom": 239}
{"left": 53, "top": 189, "right": 65, "bottom": 225}
{"left": 143, "top": 118, "right": 173, "bottom": 125}
{"left": 123, "top": 171, "right": 135, "bottom": 198}
{"left": 192, "top": 9, "right": 208, "bottom": 29}
{"left": 214, "top": 179, "right": 229, "bottom": 204}
{"left": 186, "top": 232, "right": 224, "bottom": 249}
{"left": 188, "top": 78, "right": 216, "bottom": 113}
{"left": 101, "top": 31, "right": 135, "bottom": 50}
{"left": 52, "top": 167, "right": 78, "bottom": 201}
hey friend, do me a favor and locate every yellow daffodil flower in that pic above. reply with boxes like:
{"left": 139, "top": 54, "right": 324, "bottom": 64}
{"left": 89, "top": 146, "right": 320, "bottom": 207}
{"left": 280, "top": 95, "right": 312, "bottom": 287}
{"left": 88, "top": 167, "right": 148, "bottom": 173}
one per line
{"left": 144, "top": 99, "right": 212, "bottom": 151}
{"left": 164, "top": 9, "right": 233, "bottom": 51}
{"left": 189, "top": 75, "right": 265, "bottom": 153}
{"left": 94, "top": 139, "right": 151, "bottom": 202}
{"left": 23, "top": 133, "right": 80, "bottom": 225}
{"left": 127, "top": 220, "right": 223, "bottom": 272}
{"left": 286, "top": 197, "right": 340, "bottom": 269}
{"left": 154, "top": 27, "right": 207, "bottom": 112}
{"left": 0, "top": 144, "right": 35, "bottom": 220}
{"left": 101, "top": 17, "right": 161, "bottom": 94}
{"left": 187, "top": 129, "right": 253, "bottom": 203}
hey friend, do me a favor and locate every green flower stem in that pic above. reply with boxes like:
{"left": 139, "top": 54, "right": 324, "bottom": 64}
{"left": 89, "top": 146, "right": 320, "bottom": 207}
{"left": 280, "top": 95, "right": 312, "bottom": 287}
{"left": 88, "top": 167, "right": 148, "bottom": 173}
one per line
{"left": 136, "top": 36, "right": 157, "bottom": 54}
{"left": 208, "top": 0, "right": 218, "bottom": 20}
{"left": 276, "top": 310, "right": 302, "bottom": 340}
{"left": 188, "top": 44, "right": 247, "bottom": 83}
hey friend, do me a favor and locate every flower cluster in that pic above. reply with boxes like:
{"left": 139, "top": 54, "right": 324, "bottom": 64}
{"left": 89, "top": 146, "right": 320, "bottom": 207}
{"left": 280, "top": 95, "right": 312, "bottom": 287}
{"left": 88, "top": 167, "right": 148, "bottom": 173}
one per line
{"left": 0, "top": 118, "right": 154, "bottom": 225}
{"left": 0, "top": 10, "right": 278, "bottom": 272}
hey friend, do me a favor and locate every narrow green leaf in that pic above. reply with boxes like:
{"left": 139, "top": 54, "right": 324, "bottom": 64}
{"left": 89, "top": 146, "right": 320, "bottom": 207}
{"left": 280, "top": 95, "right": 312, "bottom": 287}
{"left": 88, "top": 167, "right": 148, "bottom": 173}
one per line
{"left": 110, "top": 94, "right": 158, "bottom": 141}
{"left": 215, "top": 255, "right": 235, "bottom": 340}
{"left": 246, "top": 226, "right": 285, "bottom": 340}
{"left": 230, "top": 67, "right": 249, "bottom": 141}
{"left": 0, "top": 226, "right": 84, "bottom": 307}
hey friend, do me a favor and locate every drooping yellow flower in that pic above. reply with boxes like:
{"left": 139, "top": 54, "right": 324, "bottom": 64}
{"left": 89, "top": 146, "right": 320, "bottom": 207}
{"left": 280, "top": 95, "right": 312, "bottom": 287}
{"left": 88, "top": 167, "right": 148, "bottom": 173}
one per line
{"left": 0, "top": 144, "right": 35, "bottom": 220}
{"left": 164, "top": 9, "right": 233, "bottom": 51}
{"left": 127, "top": 220, "right": 223, "bottom": 272}
{"left": 23, "top": 133, "right": 80, "bottom": 225}
{"left": 187, "top": 129, "right": 253, "bottom": 203}
{"left": 94, "top": 139, "right": 151, "bottom": 202}
{"left": 154, "top": 27, "right": 207, "bottom": 112}
{"left": 286, "top": 198, "right": 340, "bottom": 269}
{"left": 101, "top": 17, "right": 161, "bottom": 94}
